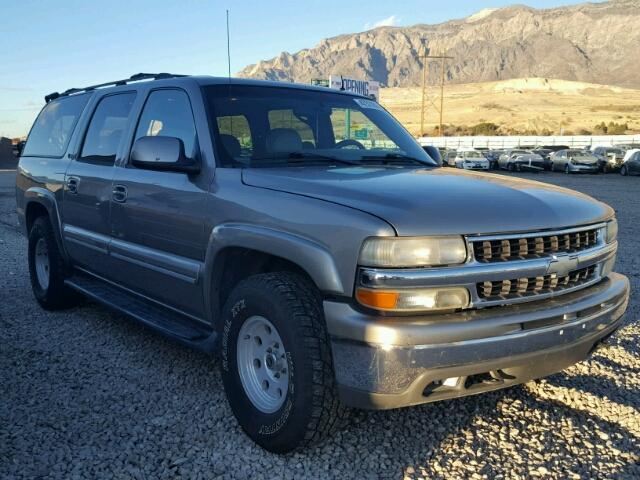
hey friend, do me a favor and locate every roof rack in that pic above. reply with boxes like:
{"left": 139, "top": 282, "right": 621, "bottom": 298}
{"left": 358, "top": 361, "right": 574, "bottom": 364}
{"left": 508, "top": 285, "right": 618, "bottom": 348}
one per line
{"left": 44, "top": 72, "right": 186, "bottom": 103}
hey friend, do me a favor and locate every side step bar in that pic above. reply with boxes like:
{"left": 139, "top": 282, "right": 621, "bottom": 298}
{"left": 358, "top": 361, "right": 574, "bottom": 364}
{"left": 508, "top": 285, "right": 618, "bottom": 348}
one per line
{"left": 65, "top": 273, "right": 217, "bottom": 353}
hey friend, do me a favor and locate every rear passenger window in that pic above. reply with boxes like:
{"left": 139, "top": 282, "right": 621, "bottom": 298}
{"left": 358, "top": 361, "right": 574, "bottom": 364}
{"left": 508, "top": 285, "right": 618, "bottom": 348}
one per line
{"left": 80, "top": 93, "right": 136, "bottom": 164}
{"left": 134, "top": 90, "right": 197, "bottom": 159}
{"left": 22, "top": 94, "right": 90, "bottom": 158}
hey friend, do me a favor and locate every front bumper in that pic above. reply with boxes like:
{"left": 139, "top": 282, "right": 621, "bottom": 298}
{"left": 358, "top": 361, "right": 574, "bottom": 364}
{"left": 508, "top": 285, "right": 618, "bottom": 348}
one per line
{"left": 325, "top": 272, "right": 629, "bottom": 410}
{"left": 569, "top": 163, "right": 599, "bottom": 173}
{"left": 461, "top": 162, "right": 490, "bottom": 170}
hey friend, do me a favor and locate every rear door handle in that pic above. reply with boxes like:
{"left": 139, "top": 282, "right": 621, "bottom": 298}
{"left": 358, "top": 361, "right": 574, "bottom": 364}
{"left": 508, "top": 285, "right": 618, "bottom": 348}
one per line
{"left": 67, "top": 177, "right": 79, "bottom": 194}
{"left": 112, "top": 184, "right": 128, "bottom": 203}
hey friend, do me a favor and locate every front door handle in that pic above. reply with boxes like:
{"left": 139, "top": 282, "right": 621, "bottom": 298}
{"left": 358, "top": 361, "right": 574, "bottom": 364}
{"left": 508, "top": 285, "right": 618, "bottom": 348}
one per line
{"left": 112, "top": 184, "right": 128, "bottom": 203}
{"left": 67, "top": 177, "right": 80, "bottom": 194}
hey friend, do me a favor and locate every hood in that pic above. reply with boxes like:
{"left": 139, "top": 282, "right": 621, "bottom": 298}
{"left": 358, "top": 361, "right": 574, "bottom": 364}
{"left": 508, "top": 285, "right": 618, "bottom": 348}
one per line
{"left": 513, "top": 154, "right": 543, "bottom": 162}
{"left": 242, "top": 167, "right": 613, "bottom": 236}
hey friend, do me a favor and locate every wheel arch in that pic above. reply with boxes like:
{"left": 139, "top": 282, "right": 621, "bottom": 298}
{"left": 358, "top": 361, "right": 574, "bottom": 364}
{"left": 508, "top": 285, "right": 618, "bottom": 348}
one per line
{"left": 203, "top": 223, "right": 345, "bottom": 327}
{"left": 23, "top": 188, "right": 69, "bottom": 262}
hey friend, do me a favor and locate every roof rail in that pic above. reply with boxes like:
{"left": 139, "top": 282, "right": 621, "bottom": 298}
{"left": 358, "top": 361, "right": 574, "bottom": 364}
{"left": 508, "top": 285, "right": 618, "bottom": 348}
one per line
{"left": 44, "top": 72, "right": 186, "bottom": 103}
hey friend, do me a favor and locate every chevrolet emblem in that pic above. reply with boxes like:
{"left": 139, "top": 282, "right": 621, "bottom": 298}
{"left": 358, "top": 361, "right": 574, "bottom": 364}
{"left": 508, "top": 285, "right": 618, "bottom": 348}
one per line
{"left": 547, "top": 253, "right": 579, "bottom": 277}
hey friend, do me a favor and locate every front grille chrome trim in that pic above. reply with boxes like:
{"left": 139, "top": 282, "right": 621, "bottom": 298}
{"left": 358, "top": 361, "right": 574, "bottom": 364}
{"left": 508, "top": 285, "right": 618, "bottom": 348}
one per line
{"left": 469, "top": 224, "right": 605, "bottom": 263}
{"left": 467, "top": 223, "right": 607, "bottom": 243}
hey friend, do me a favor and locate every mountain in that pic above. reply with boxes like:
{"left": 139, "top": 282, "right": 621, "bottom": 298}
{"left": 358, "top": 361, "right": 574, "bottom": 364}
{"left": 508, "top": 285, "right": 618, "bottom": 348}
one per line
{"left": 237, "top": 1, "right": 640, "bottom": 89}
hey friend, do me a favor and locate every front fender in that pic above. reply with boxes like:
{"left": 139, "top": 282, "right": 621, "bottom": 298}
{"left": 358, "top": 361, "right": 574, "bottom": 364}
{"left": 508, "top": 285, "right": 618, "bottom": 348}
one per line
{"left": 203, "top": 222, "right": 345, "bottom": 297}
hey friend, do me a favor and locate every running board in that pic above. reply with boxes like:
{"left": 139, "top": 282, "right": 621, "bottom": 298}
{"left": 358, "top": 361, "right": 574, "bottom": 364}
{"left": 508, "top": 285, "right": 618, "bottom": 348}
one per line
{"left": 65, "top": 273, "right": 217, "bottom": 353}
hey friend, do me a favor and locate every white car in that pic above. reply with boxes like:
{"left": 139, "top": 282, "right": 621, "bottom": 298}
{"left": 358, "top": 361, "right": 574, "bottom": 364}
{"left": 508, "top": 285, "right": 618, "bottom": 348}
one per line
{"left": 453, "top": 150, "right": 490, "bottom": 170}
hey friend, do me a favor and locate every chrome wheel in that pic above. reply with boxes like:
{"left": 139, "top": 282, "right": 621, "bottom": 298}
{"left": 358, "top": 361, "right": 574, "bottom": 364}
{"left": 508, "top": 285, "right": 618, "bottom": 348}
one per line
{"left": 237, "top": 315, "right": 289, "bottom": 413}
{"left": 34, "top": 237, "right": 50, "bottom": 290}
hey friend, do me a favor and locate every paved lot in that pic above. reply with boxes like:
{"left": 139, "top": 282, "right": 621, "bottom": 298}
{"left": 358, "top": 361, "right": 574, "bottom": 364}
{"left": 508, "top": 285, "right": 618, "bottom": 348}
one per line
{"left": 1, "top": 170, "right": 638, "bottom": 479}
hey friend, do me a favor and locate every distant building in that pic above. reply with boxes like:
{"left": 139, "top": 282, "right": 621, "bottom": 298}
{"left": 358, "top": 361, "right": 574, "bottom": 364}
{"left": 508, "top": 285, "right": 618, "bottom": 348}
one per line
{"left": 0, "top": 137, "right": 18, "bottom": 168}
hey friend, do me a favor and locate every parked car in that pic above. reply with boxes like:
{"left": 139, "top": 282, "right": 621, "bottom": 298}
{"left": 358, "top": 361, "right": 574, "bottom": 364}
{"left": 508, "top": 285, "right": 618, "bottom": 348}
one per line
{"left": 551, "top": 149, "right": 599, "bottom": 174}
{"left": 498, "top": 149, "right": 544, "bottom": 172}
{"left": 591, "top": 146, "right": 625, "bottom": 173}
{"left": 452, "top": 149, "right": 490, "bottom": 170}
{"left": 539, "top": 145, "right": 570, "bottom": 152}
{"left": 16, "top": 73, "right": 629, "bottom": 453}
{"left": 531, "top": 148, "right": 553, "bottom": 170}
{"left": 620, "top": 148, "right": 640, "bottom": 176}
{"left": 484, "top": 150, "right": 504, "bottom": 170}
{"left": 442, "top": 149, "right": 457, "bottom": 167}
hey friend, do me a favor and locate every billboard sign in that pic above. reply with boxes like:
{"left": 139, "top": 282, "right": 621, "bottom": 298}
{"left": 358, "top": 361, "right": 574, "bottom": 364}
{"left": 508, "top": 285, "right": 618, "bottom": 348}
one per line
{"left": 329, "top": 75, "right": 380, "bottom": 101}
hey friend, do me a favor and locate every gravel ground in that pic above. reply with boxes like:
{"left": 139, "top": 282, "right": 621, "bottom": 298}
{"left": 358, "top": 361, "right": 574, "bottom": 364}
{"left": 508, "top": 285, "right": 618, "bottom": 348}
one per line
{"left": 1, "top": 170, "right": 638, "bottom": 479}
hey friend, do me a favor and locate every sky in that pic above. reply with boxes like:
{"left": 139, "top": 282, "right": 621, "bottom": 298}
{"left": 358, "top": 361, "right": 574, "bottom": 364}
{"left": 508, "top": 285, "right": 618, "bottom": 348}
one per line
{"left": 0, "top": 0, "right": 591, "bottom": 138}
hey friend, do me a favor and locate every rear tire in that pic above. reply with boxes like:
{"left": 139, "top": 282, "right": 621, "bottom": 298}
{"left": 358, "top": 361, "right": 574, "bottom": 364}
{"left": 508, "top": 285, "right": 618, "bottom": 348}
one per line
{"left": 220, "top": 272, "right": 348, "bottom": 453}
{"left": 507, "top": 163, "right": 515, "bottom": 172}
{"left": 28, "top": 216, "right": 81, "bottom": 310}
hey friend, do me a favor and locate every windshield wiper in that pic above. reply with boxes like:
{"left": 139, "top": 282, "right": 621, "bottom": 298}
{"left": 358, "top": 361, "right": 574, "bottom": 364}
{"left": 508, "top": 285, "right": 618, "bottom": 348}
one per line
{"left": 360, "top": 153, "right": 431, "bottom": 166}
{"left": 252, "top": 151, "right": 361, "bottom": 166}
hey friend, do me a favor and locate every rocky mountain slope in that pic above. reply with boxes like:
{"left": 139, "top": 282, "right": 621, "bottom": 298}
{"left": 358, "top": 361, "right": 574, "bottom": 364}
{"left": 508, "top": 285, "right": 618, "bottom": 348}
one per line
{"left": 238, "top": 0, "right": 640, "bottom": 88}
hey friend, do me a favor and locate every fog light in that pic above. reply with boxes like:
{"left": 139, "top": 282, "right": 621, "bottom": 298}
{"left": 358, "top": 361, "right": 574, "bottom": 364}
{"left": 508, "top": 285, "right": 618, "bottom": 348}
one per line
{"left": 356, "top": 287, "right": 470, "bottom": 313}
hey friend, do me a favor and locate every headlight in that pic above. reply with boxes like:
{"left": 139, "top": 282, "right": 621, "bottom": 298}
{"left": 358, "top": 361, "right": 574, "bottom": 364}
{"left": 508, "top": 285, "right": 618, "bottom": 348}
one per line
{"left": 359, "top": 236, "right": 467, "bottom": 267}
{"left": 605, "top": 218, "right": 618, "bottom": 243}
{"left": 356, "top": 286, "right": 470, "bottom": 312}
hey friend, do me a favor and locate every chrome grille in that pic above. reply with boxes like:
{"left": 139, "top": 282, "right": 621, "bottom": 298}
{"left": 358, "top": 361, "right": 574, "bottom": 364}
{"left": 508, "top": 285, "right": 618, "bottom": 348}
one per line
{"left": 477, "top": 265, "right": 598, "bottom": 301}
{"left": 472, "top": 228, "right": 600, "bottom": 263}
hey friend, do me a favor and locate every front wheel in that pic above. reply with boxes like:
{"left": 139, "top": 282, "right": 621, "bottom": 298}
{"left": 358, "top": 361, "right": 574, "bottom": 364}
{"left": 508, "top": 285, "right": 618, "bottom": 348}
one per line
{"left": 620, "top": 165, "right": 628, "bottom": 176}
{"left": 220, "top": 272, "right": 348, "bottom": 453}
{"left": 565, "top": 164, "right": 571, "bottom": 174}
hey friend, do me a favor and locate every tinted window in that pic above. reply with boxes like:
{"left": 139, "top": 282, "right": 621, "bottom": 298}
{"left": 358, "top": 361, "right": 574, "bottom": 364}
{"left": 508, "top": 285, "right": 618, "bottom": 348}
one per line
{"left": 22, "top": 94, "right": 90, "bottom": 157}
{"left": 80, "top": 93, "right": 136, "bottom": 164}
{"left": 217, "top": 115, "right": 252, "bottom": 160}
{"left": 204, "top": 85, "right": 433, "bottom": 167}
{"left": 269, "top": 109, "right": 315, "bottom": 146}
{"left": 134, "top": 90, "right": 197, "bottom": 159}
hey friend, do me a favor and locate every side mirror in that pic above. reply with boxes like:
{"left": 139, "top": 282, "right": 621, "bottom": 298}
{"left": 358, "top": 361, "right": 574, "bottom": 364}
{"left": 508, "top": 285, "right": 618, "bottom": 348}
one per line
{"left": 422, "top": 145, "right": 443, "bottom": 166}
{"left": 131, "top": 136, "right": 199, "bottom": 173}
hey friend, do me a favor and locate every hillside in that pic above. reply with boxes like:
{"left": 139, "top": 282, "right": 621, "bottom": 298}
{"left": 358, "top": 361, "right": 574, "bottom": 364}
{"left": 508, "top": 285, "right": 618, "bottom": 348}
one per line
{"left": 380, "top": 78, "right": 640, "bottom": 136}
{"left": 238, "top": 0, "right": 640, "bottom": 89}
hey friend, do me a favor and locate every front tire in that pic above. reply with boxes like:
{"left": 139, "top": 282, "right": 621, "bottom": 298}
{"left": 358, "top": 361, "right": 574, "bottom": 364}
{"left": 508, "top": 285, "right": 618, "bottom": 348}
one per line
{"left": 621, "top": 165, "right": 628, "bottom": 176}
{"left": 28, "top": 216, "right": 81, "bottom": 310}
{"left": 220, "top": 272, "right": 348, "bottom": 453}
{"left": 565, "top": 164, "right": 571, "bottom": 174}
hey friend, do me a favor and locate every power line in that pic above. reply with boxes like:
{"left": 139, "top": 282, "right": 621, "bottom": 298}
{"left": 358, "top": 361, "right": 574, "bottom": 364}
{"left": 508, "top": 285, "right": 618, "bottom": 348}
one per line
{"left": 420, "top": 52, "right": 453, "bottom": 137}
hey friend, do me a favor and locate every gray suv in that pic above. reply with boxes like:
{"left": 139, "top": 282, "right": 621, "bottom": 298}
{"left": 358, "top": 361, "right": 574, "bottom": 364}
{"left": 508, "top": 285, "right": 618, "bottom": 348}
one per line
{"left": 16, "top": 73, "right": 629, "bottom": 453}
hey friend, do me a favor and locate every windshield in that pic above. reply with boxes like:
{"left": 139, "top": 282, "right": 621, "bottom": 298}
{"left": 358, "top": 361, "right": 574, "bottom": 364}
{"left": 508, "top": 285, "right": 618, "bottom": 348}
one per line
{"left": 204, "top": 85, "right": 435, "bottom": 167}
{"left": 464, "top": 151, "right": 485, "bottom": 159}
{"left": 604, "top": 148, "right": 624, "bottom": 155}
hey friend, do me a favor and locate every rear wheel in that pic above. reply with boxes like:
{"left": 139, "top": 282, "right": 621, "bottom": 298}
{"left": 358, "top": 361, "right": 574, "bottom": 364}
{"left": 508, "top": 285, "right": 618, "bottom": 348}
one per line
{"left": 507, "top": 163, "right": 515, "bottom": 172}
{"left": 220, "top": 272, "right": 348, "bottom": 453}
{"left": 28, "top": 216, "right": 81, "bottom": 310}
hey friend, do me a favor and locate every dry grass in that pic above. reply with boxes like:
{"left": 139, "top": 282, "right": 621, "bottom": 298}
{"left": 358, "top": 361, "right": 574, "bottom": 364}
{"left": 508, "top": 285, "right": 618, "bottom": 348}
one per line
{"left": 379, "top": 77, "right": 640, "bottom": 136}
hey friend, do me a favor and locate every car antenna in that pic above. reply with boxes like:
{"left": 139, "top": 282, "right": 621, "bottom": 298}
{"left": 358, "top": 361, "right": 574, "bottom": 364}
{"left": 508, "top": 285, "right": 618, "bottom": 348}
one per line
{"left": 226, "top": 9, "right": 231, "bottom": 82}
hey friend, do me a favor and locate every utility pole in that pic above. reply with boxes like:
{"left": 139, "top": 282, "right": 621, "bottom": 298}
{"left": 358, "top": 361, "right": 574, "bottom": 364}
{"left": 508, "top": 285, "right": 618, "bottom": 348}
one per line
{"left": 420, "top": 52, "right": 453, "bottom": 137}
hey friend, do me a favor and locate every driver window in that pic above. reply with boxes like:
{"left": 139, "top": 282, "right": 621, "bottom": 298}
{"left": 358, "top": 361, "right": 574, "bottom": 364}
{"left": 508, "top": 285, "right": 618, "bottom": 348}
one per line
{"left": 330, "top": 108, "right": 398, "bottom": 150}
{"left": 134, "top": 89, "right": 197, "bottom": 159}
